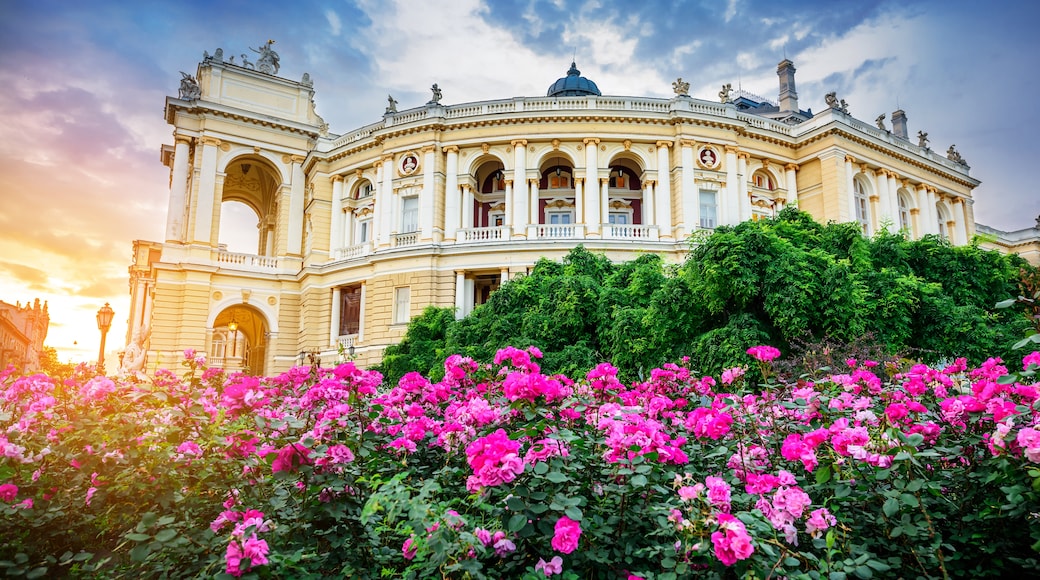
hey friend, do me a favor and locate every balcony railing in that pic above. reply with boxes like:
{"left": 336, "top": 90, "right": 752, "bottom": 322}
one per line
{"left": 457, "top": 226, "right": 511, "bottom": 243}
{"left": 214, "top": 249, "right": 278, "bottom": 269}
{"left": 333, "top": 242, "right": 371, "bottom": 260}
{"left": 602, "top": 224, "right": 658, "bottom": 240}
{"left": 392, "top": 232, "right": 419, "bottom": 247}
{"left": 533, "top": 224, "right": 580, "bottom": 239}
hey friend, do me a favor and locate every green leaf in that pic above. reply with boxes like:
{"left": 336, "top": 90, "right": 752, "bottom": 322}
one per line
{"left": 630, "top": 474, "right": 648, "bottom": 487}
{"left": 882, "top": 498, "right": 900, "bottom": 517}
{"left": 507, "top": 513, "right": 527, "bottom": 532}
{"left": 784, "top": 556, "right": 801, "bottom": 567}
{"left": 545, "top": 471, "right": 568, "bottom": 483}
{"left": 900, "top": 493, "right": 917, "bottom": 507}
{"left": 154, "top": 529, "right": 178, "bottom": 543}
{"left": 890, "top": 526, "right": 903, "bottom": 538}
{"left": 853, "top": 565, "right": 874, "bottom": 579}
{"left": 533, "top": 462, "right": 549, "bottom": 475}
{"left": 564, "top": 506, "right": 583, "bottom": 521}
{"left": 125, "top": 533, "right": 152, "bottom": 542}
{"left": 129, "top": 544, "right": 151, "bottom": 562}
{"left": 506, "top": 497, "right": 526, "bottom": 512}
{"left": 816, "top": 465, "right": 832, "bottom": 484}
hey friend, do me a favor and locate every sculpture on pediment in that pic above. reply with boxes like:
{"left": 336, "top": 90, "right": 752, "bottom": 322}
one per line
{"left": 178, "top": 72, "right": 201, "bottom": 100}
{"left": 386, "top": 94, "right": 398, "bottom": 114}
{"left": 251, "top": 40, "right": 280, "bottom": 75}
{"left": 301, "top": 72, "right": 313, "bottom": 87}
{"left": 1035, "top": 214, "right": 1040, "bottom": 229}
{"left": 839, "top": 99, "right": 849, "bottom": 114}
{"left": 719, "top": 83, "right": 733, "bottom": 103}
{"left": 204, "top": 48, "right": 224, "bottom": 63}
{"left": 240, "top": 54, "right": 254, "bottom": 70}
{"left": 917, "top": 131, "right": 929, "bottom": 148}
{"left": 946, "top": 144, "right": 967, "bottom": 165}
{"left": 429, "top": 83, "right": 443, "bottom": 104}
{"left": 825, "top": 91, "right": 838, "bottom": 108}
{"left": 672, "top": 77, "right": 690, "bottom": 96}
{"left": 875, "top": 114, "right": 887, "bottom": 131}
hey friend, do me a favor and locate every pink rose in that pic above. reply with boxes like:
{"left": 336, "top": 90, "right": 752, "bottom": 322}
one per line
{"left": 0, "top": 483, "right": 18, "bottom": 502}
{"left": 535, "top": 555, "right": 563, "bottom": 576}
{"left": 551, "top": 516, "right": 582, "bottom": 554}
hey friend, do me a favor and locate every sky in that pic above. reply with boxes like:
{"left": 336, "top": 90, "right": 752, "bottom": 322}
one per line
{"left": 1, "top": 0, "right": 1038, "bottom": 364}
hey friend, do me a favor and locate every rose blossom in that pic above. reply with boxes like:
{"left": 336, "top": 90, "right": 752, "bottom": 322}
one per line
{"left": 551, "top": 516, "right": 582, "bottom": 554}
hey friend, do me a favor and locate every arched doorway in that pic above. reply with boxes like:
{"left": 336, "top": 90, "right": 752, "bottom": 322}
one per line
{"left": 211, "top": 304, "right": 269, "bottom": 375}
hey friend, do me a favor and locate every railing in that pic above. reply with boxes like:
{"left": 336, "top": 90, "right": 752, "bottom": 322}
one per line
{"left": 457, "top": 226, "right": 511, "bottom": 243}
{"left": 602, "top": 224, "right": 658, "bottom": 240}
{"left": 392, "top": 232, "right": 419, "bottom": 247}
{"left": 533, "top": 224, "right": 578, "bottom": 239}
{"left": 214, "top": 249, "right": 278, "bottom": 269}
{"left": 333, "top": 242, "right": 371, "bottom": 260}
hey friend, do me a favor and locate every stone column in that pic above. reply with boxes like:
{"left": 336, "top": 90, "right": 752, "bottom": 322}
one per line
{"left": 132, "top": 279, "right": 146, "bottom": 331}
{"left": 886, "top": 172, "right": 901, "bottom": 233}
{"left": 461, "top": 184, "right": 474, "bottom": 230}
{"left": 330, "top": 287, "right": 341, "bottom": 346}
{"left": 738, "top": 152, "right": 751, "bottom": 222}
{"left": 512, "top": 140, "right": 528, "bottom": 236}
{"left": 600, "top": 178, "right": 609, "bottom": 232}
{"left": 926, "top": 187, "right": 939, "bottom": 237}
{"left": 584, "top": 138, "right": 600, "bottom": 233}
{"left": 725, "top": 146, "right": 740, "bottom": 226}
{"left": 844, "top": 155, "right": 857, "bottom": 225}
{"left": 656, "top": 141, "right": 673, "bottom": 237}
{"left": 909, "top": 208, "right": 921, "bottom": 239}
{"left": 500, "top": 267, "right": 510, "bottom": 284}
{"left": 166, "top": 136, "right": 191, "bottom": 242}
{"left": 504, "top": 180, "right": 514, "bottom": 229}
{"left": 874, "top": 169, "right": 891, "bottom": 232}
{"left": 642, "top": 180, "right": 655, "bottom": 227}
{"left": 785, "top": 163, "right": 799, "bottom": 207}
{"left": 528, "top": 178, "right": 540, "bottom": 235}
{"left": 193, "top": 137, "right": 220, "bottom": 244}
{"left": 330, "top": 176, "right": 344, "bottom": 252}
{"left": 377, "top": 155, "right": 394, "bottom": 247}
{"left": 420, "top": 145, "right": 436, "bottom": 241}
{"left": 358, "top": 282, "right": 367, "bottom": 342}
{"left": 287, "top": 155, "right": 306, "bottom": 255}
{"left": 955, "top": 197, "right": 971, "bottom": 244}
{"left": 454, "top": 271, "right": 466, "bottom": 319}
{"left": 916, "top": 185, "right": 932, "bottom": 235}
{"left": 680, "top": 140, "right": 697, "bottom": 237}
{"left": 444, "top": 146, "right": 460, "bottom": 241}
{"left": 574, "top": 178, "right": 584, "bottom": 225}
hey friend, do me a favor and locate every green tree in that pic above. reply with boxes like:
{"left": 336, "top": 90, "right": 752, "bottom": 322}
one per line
{"left": 38, "top": 346, "right": 75, "bottom": 381}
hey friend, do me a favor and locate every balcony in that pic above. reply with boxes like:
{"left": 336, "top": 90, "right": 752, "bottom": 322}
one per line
{"left": 457, "top": 226, "right": 511, "bottom": 243}
{"left": 392, "top": 232, "right": 419, "bottom": 247}
{"left": 214, "top": 249, "right": 278, "bottom": 270}
{"left": 602, "top": 224, "right": 658, "bottom": 240}
{"left": 333, "top": 242, "right": 372, "bottom": 260}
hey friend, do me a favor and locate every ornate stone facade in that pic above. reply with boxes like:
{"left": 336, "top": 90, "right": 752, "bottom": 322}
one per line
{"left": 127, "top": 49, "right": 987, "bottom": 375}
{"left": 0, "top": 298, "right": 49, "bottom": 372}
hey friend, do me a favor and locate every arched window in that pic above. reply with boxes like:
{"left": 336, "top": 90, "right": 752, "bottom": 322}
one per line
{"left": 936, "top": 202, "right": 951, "bottom": 240}
{"left": 753, "top": 170, "right": 775, "bottom": 191}
{"left": 354, "top": 180, "right": 374, "bottom": 199}
{"left": 853, "top": 177, "right": 871, "bottom": 235}
{"left": 897, "top": 192, "right": 912, "bottom": 233}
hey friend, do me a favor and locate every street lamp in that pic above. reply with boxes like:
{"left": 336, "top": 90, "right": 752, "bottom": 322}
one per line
{"left": 228, "top": 317, "right": 239, "bottom": 358}
{"left": 96, "top": 303, "right": 114, "bottom": 373}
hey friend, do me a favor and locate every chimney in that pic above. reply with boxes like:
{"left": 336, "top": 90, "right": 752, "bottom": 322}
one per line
{"left": 891, "top": 109, "right": 908, "bottom": 139}
{"left": 777, "top": 59, "right": 798, "bottom": 113}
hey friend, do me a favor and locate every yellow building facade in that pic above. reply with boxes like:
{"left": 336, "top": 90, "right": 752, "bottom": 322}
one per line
{"left": 128, "top": 47, "right": 981, "bottom": 375}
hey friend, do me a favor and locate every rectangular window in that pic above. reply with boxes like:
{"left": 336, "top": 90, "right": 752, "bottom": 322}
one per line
{"left": 339, "top": 285, "right": 362, "bottom": 336}
{"left": 548, "top": 212, "right": 572, "bottom": 225}
{"left": 393, "top": 286, "right": 411, "bottom": 324}
{"left": 608, "top": 213, "right": 628, "bottom": 224}
{"left": 699, "top": 190, "right": 717, "bottom": 229}
{"left": 402, "top": 196, "right": 419, "bottom": 233}
{"left": 358, "top": 220, "right": 371, "bottom": 243}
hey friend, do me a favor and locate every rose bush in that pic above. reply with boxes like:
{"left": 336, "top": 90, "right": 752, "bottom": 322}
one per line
{"left": 1, "top": 345, "right": 1039, "bottom": 578}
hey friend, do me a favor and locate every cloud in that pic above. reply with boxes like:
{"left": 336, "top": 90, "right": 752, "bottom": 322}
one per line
{"left": 326, "top": 9, "right": 342, "bottom": 36}
{"left": 0, "top": 262, "right": 50, "bottom": 291}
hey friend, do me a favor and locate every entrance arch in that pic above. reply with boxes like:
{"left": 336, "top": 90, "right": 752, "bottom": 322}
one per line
{"left": 210, "top": 304, "right": 269, "bottom": 375}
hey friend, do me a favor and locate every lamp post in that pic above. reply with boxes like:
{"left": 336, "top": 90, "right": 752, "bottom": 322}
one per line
{"left": 228, "top": 318, "right": 239, "bottom": 358}
{"left": 96, "top": 302, "right": 114, "bottom": 373}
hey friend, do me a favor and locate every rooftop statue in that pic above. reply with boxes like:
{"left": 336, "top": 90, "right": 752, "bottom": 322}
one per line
{"left": 719, "top": 83, "right": 733, "bottom": 103}
{"left": 875, "top": 114, "right": 887, "bottom": 131}
{"left": 178, "top": 72, "right": 201, "bottom": 100}
{"left": 918, "top": 131, "right": 929, "bottom": 148}
{"left": 429, "top": 83, "right": 443, "bottom": 104}
{"left": 251, "top": 40, "right": 280, "bottom": 75}
{"left": 386, "top": 94, "right": 398, "bottom": 114}
{"left": 946, "top": 144, "right": 967, "bottom": 166}
{"left": 672, "top": 77, "right": 690, "bottom": 96}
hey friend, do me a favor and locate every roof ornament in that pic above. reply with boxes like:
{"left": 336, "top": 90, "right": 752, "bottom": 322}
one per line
{"left": 428, "top": 84, "right": 443, "bottom": 105}
{"left": 719, "top": 83, "right": 733, "bottom": 103}
{"left": 178, "top": 72, "right": 201, "bottom": 101}
{"left": 824, "top": 91, "right": 849, "bottom": 114}
{"left": 386, "top": 94, "right": 398, "bottom": 114}
{"left": 672, "top": 78, "right": 690, "bottom": 97}
{"left": 917, "top": 131, "right": 929, "bottom": 149}
{"left": 875, "top": 114, "right": 887, "bottom": 132}
{"left": 250, "top": 40, "right": 280, "bottom": 75}
{"left": 946, "top": 145, "right": 968, "bottom": 166}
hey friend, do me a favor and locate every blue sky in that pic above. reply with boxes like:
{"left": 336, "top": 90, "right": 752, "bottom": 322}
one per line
{"left": 1, "top": 0, "right": 1037, "bottom": 362}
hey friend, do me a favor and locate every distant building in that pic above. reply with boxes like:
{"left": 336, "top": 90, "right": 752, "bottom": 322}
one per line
{"left": 977, "top": 218, "right": 1040, "bottom": 266}
{"left": 128, "top": 45, "right": 995, "bottom": 375}
{"left": 0, "top": 298, "right": 49, "bottom": 372}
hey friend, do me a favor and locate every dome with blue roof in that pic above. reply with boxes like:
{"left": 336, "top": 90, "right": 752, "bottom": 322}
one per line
{"left": 546, "top": 62, "right": 601, "bottom": 97}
